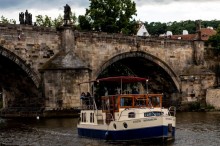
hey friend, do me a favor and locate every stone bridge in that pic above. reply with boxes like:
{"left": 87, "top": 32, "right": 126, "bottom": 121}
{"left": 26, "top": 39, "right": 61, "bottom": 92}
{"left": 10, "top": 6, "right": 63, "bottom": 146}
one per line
{"left": 0, "top": 24, "right": 215, "bottom": 112}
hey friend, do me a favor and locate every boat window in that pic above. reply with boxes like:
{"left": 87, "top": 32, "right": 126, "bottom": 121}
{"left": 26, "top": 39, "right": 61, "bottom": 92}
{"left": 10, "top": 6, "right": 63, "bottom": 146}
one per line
{"left": 144, "top": 111, "right": 163, "bottom": 117}
{"left": 128, "top": 112, "right": 135, "bottom": 118}
{"left": 135, "top": 97, "right": 146, "bottom": 107}
{"left": 84, "top": 113, "right": 87, "bottom": 122}
{"left": 102, "top": 98, "right": 110, "bottom": 111}
{"left": 90, "top": 113, "right": 94, "bottom": 123}
{"left": 148, "top": 96, "right": 161, "bottom": 107}
{"left": 123, "top": 122, "right": 128, "bottom": 128}
{"left": 114, "top": 96, "right": 118, "bottom": 110}
{"left": 120, "top": 97, "right": 133, "bottom": 107}
{"left": 113, "top": 123, "right": 117, "bottom": 129}
{"left": 81, "top": 113, "right": 84, "bottom": 122}
{"left": 82, "top": 113, "right": 87, "bottom": 122}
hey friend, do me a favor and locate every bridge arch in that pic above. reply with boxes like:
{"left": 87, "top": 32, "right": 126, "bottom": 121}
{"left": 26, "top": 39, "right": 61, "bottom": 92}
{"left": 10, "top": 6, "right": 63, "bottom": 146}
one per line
{"left": 0, "top": 46, "right": 40, "bottom": 87}
{"left": 95, "top": 51, "right": 180, "bottom": 92}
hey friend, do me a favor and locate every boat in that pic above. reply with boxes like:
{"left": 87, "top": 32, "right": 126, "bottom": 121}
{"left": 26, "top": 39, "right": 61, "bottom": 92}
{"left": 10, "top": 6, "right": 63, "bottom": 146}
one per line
{"left": 77, "top": 76, "right": 176, "bottom": 142}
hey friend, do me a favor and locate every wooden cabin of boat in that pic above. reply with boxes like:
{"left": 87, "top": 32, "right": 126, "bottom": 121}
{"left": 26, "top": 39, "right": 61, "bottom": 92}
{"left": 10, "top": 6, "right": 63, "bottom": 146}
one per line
{"left": 101, "top": 94, "right": 163, "bottom": 124}
{"left": 78, "top": 76, "right": 176, "bottom": 141}
{"left": 79, "top": 93, "right": 174, "bottom": 125}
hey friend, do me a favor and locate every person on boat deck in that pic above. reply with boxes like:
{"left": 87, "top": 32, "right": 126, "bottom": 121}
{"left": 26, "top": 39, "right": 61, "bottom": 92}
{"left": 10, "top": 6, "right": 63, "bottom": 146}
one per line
{"left": 132, "top": 88, "right": 139, "bottom": 94}
{"left": 85, "top": 92, "right": 92, "bottom": 105}
{"left": 86, "top": 92, "right": 91, "bottom": 98}
{"left": 80, "top": 92, "right": 86, "bottom": 99}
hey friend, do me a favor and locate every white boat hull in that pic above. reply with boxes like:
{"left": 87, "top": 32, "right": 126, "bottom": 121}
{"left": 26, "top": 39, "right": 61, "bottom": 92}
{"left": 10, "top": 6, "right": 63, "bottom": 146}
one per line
{"left": 77, "top": 116, "right": 175, "bottom": 141}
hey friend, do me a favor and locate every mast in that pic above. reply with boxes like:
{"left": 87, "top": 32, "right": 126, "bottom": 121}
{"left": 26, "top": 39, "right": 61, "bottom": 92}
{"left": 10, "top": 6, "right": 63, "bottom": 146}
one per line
{"left": 146, "top": 79, "right": 149, "bottom": 94}
{"left": 120, "top": 78, "right": 122, "bottom": 94}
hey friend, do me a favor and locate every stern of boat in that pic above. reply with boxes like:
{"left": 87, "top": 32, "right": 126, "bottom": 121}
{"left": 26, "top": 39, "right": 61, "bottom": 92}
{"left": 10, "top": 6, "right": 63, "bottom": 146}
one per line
{"left": 162, "top": 106, "right": 176, "bottom": 141}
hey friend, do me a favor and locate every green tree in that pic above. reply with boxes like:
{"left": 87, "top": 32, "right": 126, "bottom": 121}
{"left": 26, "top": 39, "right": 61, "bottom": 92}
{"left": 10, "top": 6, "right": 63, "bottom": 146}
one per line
{"left": 0, "top": 16, "right": 16, "bottom": 24}
{"left": 70, "top": 12, "right": 77, "bottom": 25}
{"left": 53, "top": 14, "right": 63, "bottom": 28}
{"left": 35, "top": 12, "right": 77, "bottom": 28}
{"left": 202, "top": 20, "right": 220, "bottom": 29}
{"left": 82, "top": 0, "right": 137, "bottom": 34}
{"left": 36, "top": 15, "right": 52, "bottom": 27}
{"left": 145, "top": 22, "right": 167, "bottom": 36}
{"left": 78, "top": 15, "right": 91, "bottom": 31}
{"left": 182, "top": 20, "right": 196, "bottom": 34}
{"left": 206, "top": 25, "right": 220, "bottom": 49}
{"left": 145, "top": 20, "right": 198, "bottom": 35}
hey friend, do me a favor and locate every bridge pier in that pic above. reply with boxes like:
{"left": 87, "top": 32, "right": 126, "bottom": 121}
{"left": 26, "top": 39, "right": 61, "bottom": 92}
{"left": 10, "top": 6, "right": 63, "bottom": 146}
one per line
{"left": 40, "top": 27, "right": 91, "bottom": 111}
{"left": 179, "top": 66, "right": 215, "bottom": 107}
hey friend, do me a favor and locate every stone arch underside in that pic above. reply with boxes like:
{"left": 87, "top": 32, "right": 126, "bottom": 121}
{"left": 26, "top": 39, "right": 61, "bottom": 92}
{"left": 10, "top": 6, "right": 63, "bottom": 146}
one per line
{"left": 95, "top": 51, "right": 180, "bottom": 92}
{"left": 0, "top": 46, "right": 42, "bottom": 109}
{"left": 0, "top": 46, "right": 40, "bottom": 87}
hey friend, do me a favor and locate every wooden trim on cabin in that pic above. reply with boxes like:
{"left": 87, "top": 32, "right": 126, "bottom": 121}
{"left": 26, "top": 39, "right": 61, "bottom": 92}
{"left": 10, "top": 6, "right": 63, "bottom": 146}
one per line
{"left": 101, "top": 94, "right": 163, "bottom": 113}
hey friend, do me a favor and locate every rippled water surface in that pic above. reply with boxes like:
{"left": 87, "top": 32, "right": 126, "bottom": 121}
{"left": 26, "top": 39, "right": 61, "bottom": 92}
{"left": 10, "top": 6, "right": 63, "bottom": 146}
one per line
{"left": 1, "top": 112, "right": 220, "bottom": 146}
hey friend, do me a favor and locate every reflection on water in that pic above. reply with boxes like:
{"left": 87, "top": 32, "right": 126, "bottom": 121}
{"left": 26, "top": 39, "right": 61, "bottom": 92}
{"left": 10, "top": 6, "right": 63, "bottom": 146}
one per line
{"left": 1, "top": 112, "right": 220, "bottom": 146}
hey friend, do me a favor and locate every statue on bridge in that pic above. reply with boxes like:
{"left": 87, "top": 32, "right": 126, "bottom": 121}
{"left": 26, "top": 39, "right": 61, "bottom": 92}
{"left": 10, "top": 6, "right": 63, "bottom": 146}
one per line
{"left": 64, "top": 4, "right": 71, "bottom": 26}
{"left": 25, "top": 10, "right": 32, "bottom": 25}
{"left": 19, "top": 12, "right": 25, "bottom": 24}
{"left": 19, "top": 10, "right": 32, "bottom": 25}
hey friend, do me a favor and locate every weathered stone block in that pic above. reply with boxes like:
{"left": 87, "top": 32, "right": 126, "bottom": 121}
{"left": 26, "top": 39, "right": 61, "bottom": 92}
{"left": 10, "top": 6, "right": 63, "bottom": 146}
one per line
{"left": 206, "top": 89, "right": 220, "bottom": 109}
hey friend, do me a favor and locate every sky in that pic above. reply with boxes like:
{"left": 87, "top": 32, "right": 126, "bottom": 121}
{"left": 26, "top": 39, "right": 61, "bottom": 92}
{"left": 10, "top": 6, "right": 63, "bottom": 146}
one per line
{"left": 0, "top": 0, "right": 220, "bottom": 24}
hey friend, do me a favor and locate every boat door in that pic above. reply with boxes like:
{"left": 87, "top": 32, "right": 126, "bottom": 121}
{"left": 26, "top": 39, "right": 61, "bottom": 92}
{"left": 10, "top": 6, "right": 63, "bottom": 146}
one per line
{"left": 102, "top": 95, "right": 118, "bottom": 124}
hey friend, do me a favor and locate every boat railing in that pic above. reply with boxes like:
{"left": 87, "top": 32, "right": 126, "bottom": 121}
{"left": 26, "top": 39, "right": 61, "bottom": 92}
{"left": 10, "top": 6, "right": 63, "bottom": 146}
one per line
{"left": 117, "top": 109, "right": 126, "bottom": 121}
{"left": 148, "top": 99, "right": 154, "bottom": 109}
{"left": 106, "top": 112, "right": 114, "bottom": 124}
{"left": 81, "top": 96, "right": 98, "bottom": 111}
{"left": 168, "top": 106, "right": 176, "bottom": 117}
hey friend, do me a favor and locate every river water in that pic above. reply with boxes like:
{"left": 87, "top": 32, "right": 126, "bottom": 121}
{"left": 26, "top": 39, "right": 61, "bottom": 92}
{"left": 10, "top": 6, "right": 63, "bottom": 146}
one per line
{"left": 0, "top": 112, "right": 220, "bottom": 146}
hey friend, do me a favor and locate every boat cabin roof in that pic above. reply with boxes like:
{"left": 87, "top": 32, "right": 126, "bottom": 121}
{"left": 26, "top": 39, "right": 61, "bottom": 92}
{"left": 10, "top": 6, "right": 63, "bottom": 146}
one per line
{"left": 97, "top": 76, "right": 148, "bottom": 83}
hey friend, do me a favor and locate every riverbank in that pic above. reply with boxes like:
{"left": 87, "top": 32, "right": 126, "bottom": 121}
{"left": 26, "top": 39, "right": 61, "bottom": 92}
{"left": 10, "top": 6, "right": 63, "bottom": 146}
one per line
{"left": 0, "top": 108, "right": 80, "bottom": 118}
{"left": 178, "top": 101, "right": 218, "bottom": 112}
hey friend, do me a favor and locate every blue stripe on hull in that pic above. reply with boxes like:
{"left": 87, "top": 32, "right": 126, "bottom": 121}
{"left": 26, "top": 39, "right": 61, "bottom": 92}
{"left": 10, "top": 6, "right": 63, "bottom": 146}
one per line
{"left": 78, "top": 126, "right": 175, "bottom": 141}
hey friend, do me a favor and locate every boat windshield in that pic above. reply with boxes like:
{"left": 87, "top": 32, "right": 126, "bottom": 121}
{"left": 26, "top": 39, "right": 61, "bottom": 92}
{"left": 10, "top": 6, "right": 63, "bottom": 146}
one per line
{"left": 101, "top": 94, "right": 162, "bottom": 111}
{"left": 148, "top": 96, "right": 161, "bottom": 107}
{"left": 120, "top": 96, "right": 133, "bottom": 107}
{"left": 120, "top": 94, "right": 162, "bottom": 109}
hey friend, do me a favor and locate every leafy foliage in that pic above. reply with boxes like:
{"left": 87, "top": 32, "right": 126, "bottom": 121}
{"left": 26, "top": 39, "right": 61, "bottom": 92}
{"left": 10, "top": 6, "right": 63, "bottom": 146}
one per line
{"left": 206, "top": 25, "right": 220, "bottom": 49}
{"left": 53, "top": 15, "right": 63, "bottom": 28}
{"left": 189, "top": 102, "right": 201, "bottom": 111}
{"left": 35, "top": 12, "right": 77, "bottom": 28}
{"left": 144, "top": 22, "right": 167, "bottom": 36}
{"left": 0, "top": 16, "right": 16, "bottom": 24}
{"left": 81, "top": 0, "right": 137, "bottom": 34}
{"left": 145, "top": 20, "right": 220, "bottom": 36}
{"left": 78, "top": 15, "right": 92, "bottom": 31}
{"left": 36, "top": 15, "right": 53, "bottom": 27}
